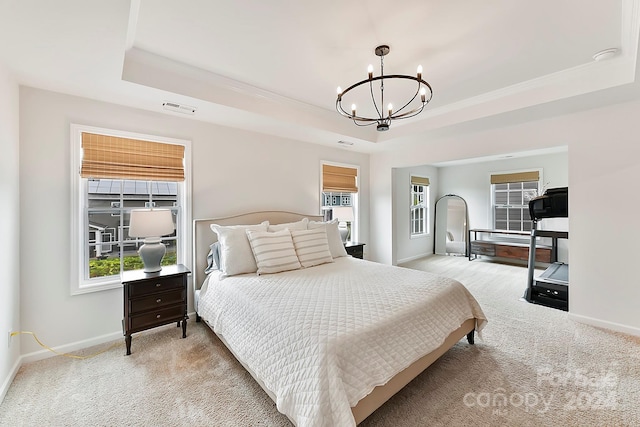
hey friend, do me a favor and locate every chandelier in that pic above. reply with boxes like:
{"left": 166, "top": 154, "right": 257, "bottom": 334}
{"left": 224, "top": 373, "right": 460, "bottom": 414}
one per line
{"left": 336, "top": 45, "right": 433, "bottom": 131}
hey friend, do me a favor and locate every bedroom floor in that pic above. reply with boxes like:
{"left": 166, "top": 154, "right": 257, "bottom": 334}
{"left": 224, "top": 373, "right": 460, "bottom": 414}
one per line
{"left": 1, "top": 255, "right": 638, "bottom": 426}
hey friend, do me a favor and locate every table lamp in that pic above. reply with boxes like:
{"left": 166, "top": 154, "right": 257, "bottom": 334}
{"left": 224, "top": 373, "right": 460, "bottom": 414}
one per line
{"left": 129, "top": 208, "right": 175, "bottom": 273}
{"left": 333, "top": 206, "right": 354, "bottom": 243}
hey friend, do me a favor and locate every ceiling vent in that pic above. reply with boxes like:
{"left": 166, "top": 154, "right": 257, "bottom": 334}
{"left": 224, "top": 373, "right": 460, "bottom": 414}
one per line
{"left": 162, "top": 101, "right": 196, "bottom": 115}
{"left": 337, "top": 140, "right": 354, "bottom": 146}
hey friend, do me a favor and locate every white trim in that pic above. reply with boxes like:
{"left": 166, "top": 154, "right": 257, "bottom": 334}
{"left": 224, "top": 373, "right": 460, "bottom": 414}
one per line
{"left": 568, "top": 313, "right": 640, "bottom": 338}
{"left": 0, "top": 357, "right": 21, "bottom": 404}
{"left": 409, "top": 176, "right": 429, "bottom": 238}
{"left": 320, "top": 160, "right": 361, "bottom": 243}
{"left": 396, "top": 252, "right": 433, "bottom": 265}
{"left": 69, "top": 124, "right": 192, "bottom": 295}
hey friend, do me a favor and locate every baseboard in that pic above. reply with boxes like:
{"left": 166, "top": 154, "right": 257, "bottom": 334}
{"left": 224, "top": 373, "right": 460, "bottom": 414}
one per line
{"left": 0, "top": 357, "right": 22, "bottom": 404}
{"left": 397, "top": 252, "right": 433, "bottom": 265}
{"left": 568, "top": 313, "right": 640, "bottom": 337}
{"left": 20, "top": 331, "right": 124, "bottom": 364}
{"left": 20, "top": 311, "right": 199, "bottom": 364}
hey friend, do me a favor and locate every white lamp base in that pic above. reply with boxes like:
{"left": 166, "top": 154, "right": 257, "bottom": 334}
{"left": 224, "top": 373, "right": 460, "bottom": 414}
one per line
{"left": 138, "top": 239, "right": 166, "bottom": 273}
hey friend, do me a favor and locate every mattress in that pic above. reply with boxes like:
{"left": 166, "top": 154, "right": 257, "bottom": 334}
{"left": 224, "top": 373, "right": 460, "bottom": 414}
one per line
{"left": 198, "top": 256, "right": 486, "bottom": 426}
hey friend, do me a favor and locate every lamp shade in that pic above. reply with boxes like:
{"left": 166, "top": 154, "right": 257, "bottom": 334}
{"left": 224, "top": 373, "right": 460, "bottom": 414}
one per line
{"left": 333, "top": 206, "right": 354, "bottom": 222}
{"left": 129, "top": 209, "right": 174, "bottom": 238}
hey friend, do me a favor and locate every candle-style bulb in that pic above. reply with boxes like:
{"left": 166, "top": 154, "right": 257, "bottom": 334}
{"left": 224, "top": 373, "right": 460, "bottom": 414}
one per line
{"left": 368, "top": 64, "right": 373, "bottom": 79}
{"left": 337, "top": 86, "right": 342, "bottom": 95}
{"left": 351, "top": 104, "right": 357, "bottom": 116}
{"left": 420, "top": 87, "right": 426, "bottom": 102}
{"left": 417, "top": 65, "right": 423, "bottom": 80}
{"left": 388, "top": 103, "right": 393, "bottom": 116}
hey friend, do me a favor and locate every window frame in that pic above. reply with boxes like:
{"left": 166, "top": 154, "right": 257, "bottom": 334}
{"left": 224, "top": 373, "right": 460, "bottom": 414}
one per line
{"left": 410, "top": 179, "right": 429, "bottom": 238}
{"left": 490, "top": 169, "right": 542, "bottom": 233}
{"left": 70, "top": 124, "right": 192, "bottom": 295}
{"left": 320, "top": 161, "right": 359, "bottom": 243}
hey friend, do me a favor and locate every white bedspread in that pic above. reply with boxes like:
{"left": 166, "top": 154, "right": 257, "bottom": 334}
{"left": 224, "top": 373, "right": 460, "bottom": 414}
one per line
{"left": 198, "top": 257, "right": 486, "bottom": 426}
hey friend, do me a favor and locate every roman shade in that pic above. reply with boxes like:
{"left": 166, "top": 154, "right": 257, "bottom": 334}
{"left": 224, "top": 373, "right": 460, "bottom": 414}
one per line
{"left": 322, "top": 164, "right": 358, "bottom": 193}
{"left": 490, "top": 171, "right": 539, "bottom": 185}
{"left": 80, "top": 132, "right": 185, "bottom": 181}
{"left": 411, "top": 176, "right": 430, "bottom": 186}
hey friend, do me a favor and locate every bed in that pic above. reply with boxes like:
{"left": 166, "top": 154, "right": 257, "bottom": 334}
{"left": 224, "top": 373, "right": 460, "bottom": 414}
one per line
{"left": 193, "top": 211, "right": 487, "bottom": 426}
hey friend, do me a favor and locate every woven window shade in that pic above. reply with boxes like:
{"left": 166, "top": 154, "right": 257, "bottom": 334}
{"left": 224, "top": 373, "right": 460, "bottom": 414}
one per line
{"left": 490, "top": 171, "right": 539, "bottom": 184}
{"left": 411, "top": 176, "right": 430, "bottom": 186}
{"left": 80, "top": 133, "right": 185, "bottom": 181}
{"left": 322, "top": 164, "right": 358, "bottom": 193}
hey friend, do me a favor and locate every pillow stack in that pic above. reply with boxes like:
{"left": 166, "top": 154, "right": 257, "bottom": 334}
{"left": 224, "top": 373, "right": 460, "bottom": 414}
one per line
{"left": 209, "top": 217, "right": 350, "bottom": 277}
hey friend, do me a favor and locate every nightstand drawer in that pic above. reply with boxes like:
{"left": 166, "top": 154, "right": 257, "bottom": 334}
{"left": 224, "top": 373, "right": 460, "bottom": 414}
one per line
{"left": 128, "top": 276, "right": 184, "bottom": 297}
{"left": 130, "top": 305, "right": 185, "bottom": 331}
{"left": 129, "top": 289, "right": 185, "bottom": 314}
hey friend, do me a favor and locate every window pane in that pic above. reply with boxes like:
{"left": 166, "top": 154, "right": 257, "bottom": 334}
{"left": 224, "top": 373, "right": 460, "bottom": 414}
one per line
{"left": 495, "top": 192, "right": 508, "bottom": 205}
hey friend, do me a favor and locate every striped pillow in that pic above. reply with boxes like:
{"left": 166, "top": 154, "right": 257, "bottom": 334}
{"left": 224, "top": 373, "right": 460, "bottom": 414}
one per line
{"left": 291, "top": 228, "right": 334, "bottom": 268}
{"left": 246, "top": 229, "right": 301, "bottom": 275}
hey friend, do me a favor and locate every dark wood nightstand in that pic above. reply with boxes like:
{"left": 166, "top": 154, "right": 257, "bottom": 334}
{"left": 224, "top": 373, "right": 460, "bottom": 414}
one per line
{"left": 122, "top": 264, "right": 190, "bottom": 355}
{"left": 344, "top": 242, "right": 365, "bottom": 259}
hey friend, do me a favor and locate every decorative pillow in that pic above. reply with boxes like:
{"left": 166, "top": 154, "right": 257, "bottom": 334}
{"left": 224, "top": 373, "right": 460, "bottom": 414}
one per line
{"left": 210, "top": 221, "right": 269, "bottom": 277}
{"left": 267, "top": 217, "right": 309, "bottom": 232}
{"left": 246, "top": 229, "right": 301, "bottom": 275}
{"left": 291, "top": 228, "right": 334, "bottom": 268}
{"left": 204, "top": 242, "right": 221, "bottom": 274}
{"left": 308, "top": 219, "right": 349, "bottom": 258}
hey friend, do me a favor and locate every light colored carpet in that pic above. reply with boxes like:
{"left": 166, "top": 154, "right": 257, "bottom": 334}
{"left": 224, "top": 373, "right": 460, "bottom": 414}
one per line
{"left": 1, "top": 255, "right": 639, "bottom": 426}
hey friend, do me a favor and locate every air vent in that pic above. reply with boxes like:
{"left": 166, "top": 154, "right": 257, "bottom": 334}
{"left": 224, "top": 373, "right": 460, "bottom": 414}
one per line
{"left": 163, "top": 101, "right": 196, "bottom": 115}
{"left": 338, "top": 140, "right": 354, "bottom": 146}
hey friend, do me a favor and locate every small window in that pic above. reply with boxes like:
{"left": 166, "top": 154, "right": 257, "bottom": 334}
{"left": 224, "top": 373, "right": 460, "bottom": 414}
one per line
{"left": 410, "top": 176, "right": 430, "bottom": 236}
{"left": 491, "top": 171, "right": 539, "bottom": 232}
{"left": 321, "top": 163, "right": 358, "bottom": 242}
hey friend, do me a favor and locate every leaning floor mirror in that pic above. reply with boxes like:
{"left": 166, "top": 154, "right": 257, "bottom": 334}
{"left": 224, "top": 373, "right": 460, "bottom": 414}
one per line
{"left": 434, "top": 194, "right": 469, "bottom": 256}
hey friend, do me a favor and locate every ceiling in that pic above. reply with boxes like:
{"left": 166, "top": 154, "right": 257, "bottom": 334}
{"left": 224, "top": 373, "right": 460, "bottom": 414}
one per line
{"left": 1, "top": 0, "right": 639, "bottom": 153}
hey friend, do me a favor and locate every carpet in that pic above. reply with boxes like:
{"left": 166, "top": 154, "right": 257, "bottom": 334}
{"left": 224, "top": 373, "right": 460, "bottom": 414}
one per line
{"left": 1, "top": 255, "right": 639, "bottom": 426}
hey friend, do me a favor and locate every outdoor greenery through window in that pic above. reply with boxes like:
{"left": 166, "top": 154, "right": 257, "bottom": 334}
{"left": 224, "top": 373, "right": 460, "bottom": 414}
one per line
{"left": 87, "top": 179, "right": 180, "bottom": 279}
{"left": 493, "top": 181, "right": 539, "bottom": 231}
{"left": 71, "top": 124, "right": 190, "bottom": 295}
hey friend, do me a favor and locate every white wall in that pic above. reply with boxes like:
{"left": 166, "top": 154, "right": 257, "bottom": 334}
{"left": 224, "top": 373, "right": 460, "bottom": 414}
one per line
{"left": 18, "top": 87, "right": 369, "bottom": 357}
{"left": 0, "top": 65, "right": 21, "bottom": 401}
{"left": 370, "top": 100, "right": 640, "bottom": 336}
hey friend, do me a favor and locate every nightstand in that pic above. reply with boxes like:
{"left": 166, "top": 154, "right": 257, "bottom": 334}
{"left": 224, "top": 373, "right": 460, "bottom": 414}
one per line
{"left": 122, "top": 264, "right": 190, "bottom": 355}
{"left": 344, "top": 242, "right": 365, "bottom": 259}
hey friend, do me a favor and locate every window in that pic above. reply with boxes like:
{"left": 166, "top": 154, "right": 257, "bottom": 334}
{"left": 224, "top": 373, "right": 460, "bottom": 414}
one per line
{"left": 491, "top": 171, "right": 539, "bottom": 232}
{"left": 321, "top": 163, "right": 358, "bottom": 242}
{"left": 71, "top": 125, "right": 191, "bottom": 295}
{"left": 410, "top": 176, "right": 430, "bottom": 236}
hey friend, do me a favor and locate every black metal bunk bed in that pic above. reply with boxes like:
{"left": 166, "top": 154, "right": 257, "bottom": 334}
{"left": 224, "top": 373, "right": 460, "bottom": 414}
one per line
{"left": 524, "top": 187, "right": 569, "bottom": 311}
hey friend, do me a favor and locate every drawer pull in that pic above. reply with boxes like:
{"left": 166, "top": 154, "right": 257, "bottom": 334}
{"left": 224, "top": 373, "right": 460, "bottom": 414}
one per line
{"left": 155, "top": 283, "right": 162, "bottom": 287}
{"left": 156, "top": 314, "right": 161, "bottom": 319}
{"left": 156, "top": 298, "right": 162, "bottom": 303}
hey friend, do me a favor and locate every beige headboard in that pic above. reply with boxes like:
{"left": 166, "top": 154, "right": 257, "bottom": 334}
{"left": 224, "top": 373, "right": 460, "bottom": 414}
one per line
{"left": 192, "top": 211, "right": 323, "bottom": 291}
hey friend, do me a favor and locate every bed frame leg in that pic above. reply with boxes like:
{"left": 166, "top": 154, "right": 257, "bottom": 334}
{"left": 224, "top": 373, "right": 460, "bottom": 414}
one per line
{"left": 196, "top": 313, "right": 201, "bottom": 323}
{"left": 466, "top": 329, "right": 475, "bottom": 345}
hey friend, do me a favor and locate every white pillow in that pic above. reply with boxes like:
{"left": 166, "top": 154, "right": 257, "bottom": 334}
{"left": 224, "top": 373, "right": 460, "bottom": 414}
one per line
{"left": 210, "top": 221, "right": 269, "bottom": 277}
{"left": 291, "top": 228, "right": 334, "bottom": 268}
{"left": 308, "top": 219, "right": 349, "bottom": 258}
{"left": 246, "top": 229, "right": 301, "bottom": 275}
{"left": 267, "top": 217, "right": 309, "bottom": 232}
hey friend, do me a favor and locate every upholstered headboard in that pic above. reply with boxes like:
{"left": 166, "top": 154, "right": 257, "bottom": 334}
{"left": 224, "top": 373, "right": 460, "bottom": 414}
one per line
{"left": 192, "top": 211, "right": 323, "bottom": 291}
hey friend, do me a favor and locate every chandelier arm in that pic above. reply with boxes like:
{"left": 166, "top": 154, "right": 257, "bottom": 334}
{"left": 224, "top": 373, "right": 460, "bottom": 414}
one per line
{"left": 369, "top": 80, "right": 383, "bottom": 119}
{"left": 392, "top": 87, "right": 420, "bottom": 117}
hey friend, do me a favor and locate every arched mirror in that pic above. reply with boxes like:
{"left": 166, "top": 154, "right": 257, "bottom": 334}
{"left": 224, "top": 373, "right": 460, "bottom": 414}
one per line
{"left": 434, "top": 194, "right": 469, "bottom": 256}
